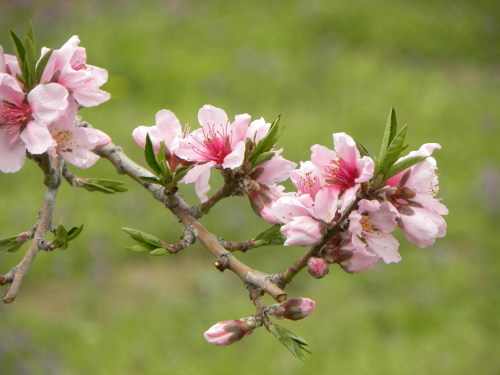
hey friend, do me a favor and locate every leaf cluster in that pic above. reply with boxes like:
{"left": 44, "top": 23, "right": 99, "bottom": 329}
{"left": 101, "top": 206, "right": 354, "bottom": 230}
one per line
{"left": 141, "top": 135, "right": 190, "bottom": 186}
{"left": 10, "top": 21, "right": 53, "bottom": 91}
{"left": 252, "top": 224, "right": 285, "bottom": 245}
{"left": 268, "top": 324, "right": 311, "bottom": 361}
{"left": 0, "top": 236, "right": 25, "bottom": 254}
{"left": 372, "top": 109, "right": 427, "bottom": 185}
{"left": 51, "top": 224, "right": 84, "bottom": 250}
{"left": 122, "top": 227, "right": 171, "bottom": 256}
{"left": 248, "top": 115, "right": 283, "bottom": 168}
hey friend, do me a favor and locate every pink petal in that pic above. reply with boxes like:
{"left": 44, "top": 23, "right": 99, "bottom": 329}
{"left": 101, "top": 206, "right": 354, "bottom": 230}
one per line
{"left": 246, "top": 118, "right": 270, "bottom": 143}
{"left": 399, "top": 207, "right": 446, "bottom": 248}
{"left": 0, "top": 73, "right": 24, "bottom": 105}
{"left": 313, "top": 187, "right": 339, "bottom": 223}
{"left": 174, "top": 129, "right": 207, "bottom": 162}
{"left": 72, "top": 86, "right": 110, "bottom": 107}
{"left": 311, "top": 144, "right": 337, "bottom": 170}
{"left": 222, "top": 140, "right": 245, "bottom": 169}
{"left": 355, "top": 156, "right": 375, "bottom": 183}
{"left": 370, "top": 201, "right": 399, "bottom": 233}
{"left": 256, "top": 150, "right": 296, "bottom": 186}
{"left": 181, "top": 161, "right": 216, "bottom": 184}
{"left": 0, "top": 131, "right": 26, "bottom": 173}
{"left": 282, "top": 216, "right": 323, "bottom": 246}
{"left": 28, "top": 83, "right": 68, "bottom": 125}
{"left": 333, "top": 132, "right": 359, "bottom": 169}
{"left": 198, "top": 104, "right": 228, "bottom": 127}
{"left": 365, "top": 233, "right": 401, "bottom": 264}
{"left": 230, "top": 113, "right": 251, "bottom": 147}
{"left": 20, "top": 121, "right": 53, "bottom": 154}
{"left": 273, "top": 195, "right": 314, "bottom": 224}
{"left": 155, "top": 109, "right": 182, "bottom": 148}
{"left": 61, "top": 148, "right": 100, "bottom": 168}
{"left": 194, "top": 166, "right": 212, "bottom": 203}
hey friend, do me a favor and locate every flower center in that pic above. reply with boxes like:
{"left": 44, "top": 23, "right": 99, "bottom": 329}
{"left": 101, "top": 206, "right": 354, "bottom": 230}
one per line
{"left": 52, "top": 130, "right": 78, "bottom": 151}
{"left": 0, "top": 100, "right": 32, "bottom": 134}
{"left": 323, "top": 158, "right": 356, "bottom": 190}
{"left": 192, "top": 124, "right": 232, "bottom": 165}
{"left": 296, "top": 171, "right": 321, "bottom": 199}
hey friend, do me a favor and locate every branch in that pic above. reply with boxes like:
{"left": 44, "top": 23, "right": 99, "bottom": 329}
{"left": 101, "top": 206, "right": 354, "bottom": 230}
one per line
{"left": 219, "top": 238, "right": 278, "bottom": 252}
{"left": 1, "top": 156, "right": 62, "bottom": 303}
{"left": 95, "top": 143, "right": 287, "bottom": 302}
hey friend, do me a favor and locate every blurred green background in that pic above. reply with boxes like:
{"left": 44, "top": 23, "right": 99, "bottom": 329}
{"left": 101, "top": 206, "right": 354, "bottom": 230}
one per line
{"left": 0, "top": 0, "right": 499, "bottom": 374}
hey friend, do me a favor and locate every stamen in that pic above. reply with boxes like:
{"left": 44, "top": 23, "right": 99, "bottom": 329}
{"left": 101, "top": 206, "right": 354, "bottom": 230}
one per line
{"left": 0, "top": 100, "right": 32, "bottom": 134}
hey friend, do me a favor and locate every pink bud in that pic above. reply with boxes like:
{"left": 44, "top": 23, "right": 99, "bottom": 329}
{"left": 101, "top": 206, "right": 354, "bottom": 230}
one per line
{"left": 276, "top": 298, "right": 316, "bottom": 320}
{"left": 203, "top": 320, "right": 254, "bottom": 346}
{"left": 248, "top": 185, "right": 280, "bottom": 224}
{"left": 308, "top": 257, "right": 329, "bottom": 278}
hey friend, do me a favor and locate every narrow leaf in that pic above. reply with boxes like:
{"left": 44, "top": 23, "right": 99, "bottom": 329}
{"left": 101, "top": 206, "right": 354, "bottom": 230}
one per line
{"left": 149, "top": 248, "right": 168, "bottom": 256}
{"left": 9, "top": 31, "right": 25, "bottom": 64}
{"left": 140, "top": 176, "right": 161, "bottom": 184}
{"left": 67, "top": 225, "right": 84, "bottom": 241}
{"left": 125, "top": 244, "right": 153, "bottom": 252}
{"left": 376, "top": 108, "right": 398, "bottom": 175}
{"left": 355, "top": 140, "right": 370, "bottom": 156}
{"left": 251, "top": 151, "right": 275, "bottom": 167}
{"left": 82, "top": 182, "right": 116, "bottom": 194}
{"left": 249, "top": 115, "right": 281, "bottom": 163}
{"left": 384, "top": 156, "right": 427, "bottom": 181}
{"left": 144, "top": 134, "right": 162, "bottom": 175}
{"left": 253, "top": 224, "right": 283, "bottom": 241}
{"left": 268, "top": 324, "right": 310, "bottom": 361}
{"left": 35, "top": 49, "right": 53, "bottom": 83}
{"left": 122, "top": 228, "right": 163, "bottom": 247}
{"left": 173, "top": 166, "right": 191, "bottom": 183}
{"left": 87, "top": 179, "right": 127, "bottom": 192}
{"left": 377, "top": 124, "right": 408, "bottom": 177}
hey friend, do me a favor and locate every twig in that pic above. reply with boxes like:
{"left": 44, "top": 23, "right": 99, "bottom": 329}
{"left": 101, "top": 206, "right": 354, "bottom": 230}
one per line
{"left": 2, "top": 156, "right": 62, "bottom": 303}
{"left": 95, "top": 142, "right": 287, "bottom": 302}
{"left": 219, "top": 238, "right": 276, "bottom": 252}
{"left": 167, "top": 227, "right": 196, "bottom": 254}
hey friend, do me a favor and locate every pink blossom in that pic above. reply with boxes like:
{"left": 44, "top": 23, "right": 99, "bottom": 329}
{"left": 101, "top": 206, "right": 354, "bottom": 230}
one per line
{"left": 308, "top": 257, "right": 329, "bottom": 278}
{"left": 281, "top": 216, "right": 325, "bottom": 246}
{"left": 203, "top": 319, "right": 254, "bottom": 346}
{"left": 0, "top": 74, "right": 68, "bottom": 173}
{"left": 385, "top": 143, "right": 448, "bottom": 247}
{"left": 248, "top": 185, "right": 287, "bottom": 224}
{"left": 175, "top": 105, "right": 251, "bottom": 202}
{"left": 275, "top": 298, "right": 316, "bottom": 320}
{"left": 339, "top": 199, "right": 400, "bottom": 273}
{"left": 40, "top": 35, "right": 110, "bottom": 107}
{"left": 311, "top": 132, "right": 375, "bottom": 208}
{"left": 47, "top": 99, "right": 110, "bottom": 168}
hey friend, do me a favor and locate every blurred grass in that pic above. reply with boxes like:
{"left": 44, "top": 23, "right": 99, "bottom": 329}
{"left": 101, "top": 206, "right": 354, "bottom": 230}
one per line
{"left": 0, "top": 0, "right": 499, "bottom": 374}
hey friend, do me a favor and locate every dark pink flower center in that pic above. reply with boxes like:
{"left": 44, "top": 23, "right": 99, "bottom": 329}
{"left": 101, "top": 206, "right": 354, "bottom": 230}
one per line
{"left": 296, "top": 171, "right": 321, "bottom": 199}
{"left": 0, "top": 100, "right": 32, "bottom": 134}
{"left": 323, "top": 158, "right": 356, "bottom": 190}
{"left": 192, "top": 124, "right": 233, "bottom": 165}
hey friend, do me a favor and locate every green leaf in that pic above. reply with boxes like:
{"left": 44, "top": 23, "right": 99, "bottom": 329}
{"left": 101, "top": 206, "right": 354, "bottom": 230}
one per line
{"left": 249, "top": 115, "right": 282, "bottom": 164}
{"left": 67, "top": 224, "right": 84, "bottom": 241}
{"left": 268, "top": 324, "right": 310, "bottom": 361}
{"left": 253, "top": 224, "right": 283, "bottom": 241}
{"left": 384, "top": 156, "right": 427, "bottom": 181}
{"left": 355, "top": 140, "right": 370, "bottom": 156}
{"left": 376, "top": 108, "right": 398, "bottom": 175}
{"left": 0, "top": 236, "right": 25, "bottom": 253}
{"left": 144, "top": 134, "right": 162, "bottom": 175}
{"left": 53, "top": 225, "right": 68, "bottom": 250}
{"left": 82, "top": 179, "right": 127, "bottom": 194}
{"left": 82, "top": 182, "right": 116, "bottom": 194}
{"left": 156, "top": 142, "right": 172, "bottom": 181}
{"left": 125, "top": 244, "right": 153, "bottom": 252}
{"left": 173, "top": 166, "right": 191, "bottom": 183}
{"left": 35, "top": 49, "right": 53, "bottom": 83}
{"left": 251, "top": 151, "right": 275, "bottom": 167}
{"left": 9, "top": 31, "right": 25, "bottom": 64}
{"left": 376, "top": 124, "right": 408, "bottom": 178}
{"left": 122, "top": 228, "right": 163, "bottom": 248}
{"left": 149, "top": 248, "right": 168, "bottom": 256}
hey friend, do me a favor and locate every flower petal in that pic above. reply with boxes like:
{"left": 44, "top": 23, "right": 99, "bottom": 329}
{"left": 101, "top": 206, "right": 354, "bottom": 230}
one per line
{"left": 28, "top": 83, "right": 68, "bottom": 125}
{"left": 198, "top": 104, "right": 228, "bottom": 127}
{"left": 20, "top": 121, "right": 53, "bottom": 154}
{"left": 0, "top": 130, "right": 26, "bottom": 173}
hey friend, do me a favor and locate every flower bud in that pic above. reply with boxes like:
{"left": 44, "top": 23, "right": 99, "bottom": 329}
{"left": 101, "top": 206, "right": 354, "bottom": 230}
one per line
{"left": 274, "top": 298, "right": 316, "bottom": 320}
{"left": 248, "top": 185, "right": 280, "bottom": 224}
{"left": 307, "top": 257, "right": 329, "bottom": 278}
{"left": 203, "top": 319, "right": 254, "bottom": 346}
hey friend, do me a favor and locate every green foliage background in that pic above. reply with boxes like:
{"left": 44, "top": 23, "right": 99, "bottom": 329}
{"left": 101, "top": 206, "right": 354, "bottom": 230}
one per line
{"left": 0, "top": 0, "right": 498, "bottom": 374}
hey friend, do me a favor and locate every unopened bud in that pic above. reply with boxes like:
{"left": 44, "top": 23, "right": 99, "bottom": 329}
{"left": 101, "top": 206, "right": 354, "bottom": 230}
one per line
{"left": 308, "top": 257, "right": 329, "bottom": 278}
{"left": 275, "top": 298, "right": 316, "bottom": 320}
{"left": 203, "top": 319, "right": 254, "bottom": 346}
{"left": 248, "top": 185, "right": 280, "bottom": 224}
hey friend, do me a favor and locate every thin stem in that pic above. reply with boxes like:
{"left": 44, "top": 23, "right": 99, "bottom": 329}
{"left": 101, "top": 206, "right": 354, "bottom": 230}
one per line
{"left": 191, "top": 171, "right": 240, "bottom": 218}
{"left": 2, "top": 156, "right": 62, "bottom": 303}
{"left": 220, "top": 238, "right": 277, "bottom": 252}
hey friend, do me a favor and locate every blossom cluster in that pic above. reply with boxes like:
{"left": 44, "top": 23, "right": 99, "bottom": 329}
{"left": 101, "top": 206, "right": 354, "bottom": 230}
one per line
{"left": 0, "top": 35, "right": 110, "bottom": 173}
{"left": 132, "top": 104, "right": 296, "bottom": 202}
{"left": 261, "top": 133, "right": 448, "bottom": 274}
